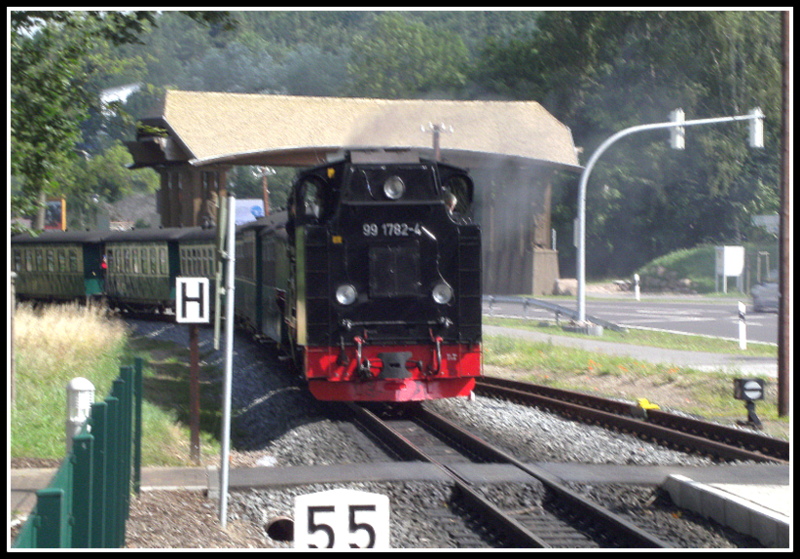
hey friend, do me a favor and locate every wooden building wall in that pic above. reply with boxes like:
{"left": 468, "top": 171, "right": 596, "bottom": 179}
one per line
{"left": 474, "top": 164, "right": 561, "bottom": 296}
{"left": 157, "top": 166, "right": 226, "bottom": 228}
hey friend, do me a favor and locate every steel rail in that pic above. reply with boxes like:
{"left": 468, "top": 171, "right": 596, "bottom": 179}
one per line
{"left": 346, "top": 403, "right": 549, "bottom": 548}
{"left": 475, "top": 377, "right": 788, "bottom": 464}
{"left": 347, "top": 403, "right": 671, "bottom": 548}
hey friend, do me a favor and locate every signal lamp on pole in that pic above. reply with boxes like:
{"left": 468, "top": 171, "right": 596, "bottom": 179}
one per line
{"left": 749, "top": 107, "right": 765, "bottom": 148}
{"left": 669, "top": 109, "right": 685, "bottom": 150}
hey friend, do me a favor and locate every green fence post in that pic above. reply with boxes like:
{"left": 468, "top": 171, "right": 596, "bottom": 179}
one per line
{"left": 106, "top": 387, "right": 121, "bottom": 547}
{"left": 71, "top": 432, "right": 94, "bottom": 547}
{"left": 35, "top": 488, "right": 67, "bottom": 548}
{"left": 89, "top": 401, "right": 108, "bottom": 548}
{"left": 133, "top": 358, "right": 144, "bottom": 496}
{"left": 119, "top": 366, "right": 134, "bottom": 536}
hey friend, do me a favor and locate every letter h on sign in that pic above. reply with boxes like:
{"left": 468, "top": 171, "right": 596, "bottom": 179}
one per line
{"left": 176, "top": 278, "right": 211, "bottom": 324}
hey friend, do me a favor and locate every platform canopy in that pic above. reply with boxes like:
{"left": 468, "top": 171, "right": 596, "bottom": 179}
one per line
{"left": 127, "top": 90, "right": 581, "bottom": 171}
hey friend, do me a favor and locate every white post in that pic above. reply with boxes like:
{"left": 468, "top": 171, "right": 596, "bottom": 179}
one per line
{"left": 634, "top": 273, "right": 641, "bottom": 302}
{"left": 738, "top": 301, "right": 747, "bottom": 350}
{"left": 66, "top": 377, "right": 95, "bottom": 453}
{"left": 219, "top": 195, "right": 236, "bottom": 528}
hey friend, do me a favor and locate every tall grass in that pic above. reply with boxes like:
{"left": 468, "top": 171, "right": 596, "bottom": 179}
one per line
{"left": 12, "top": 303, "right": 221, "bottom": 466}
{"left": 11, "top": 303, "right": 129, "bottom": 458}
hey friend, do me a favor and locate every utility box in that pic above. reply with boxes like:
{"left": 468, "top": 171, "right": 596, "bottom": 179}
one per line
{"left": 715, "top": 246, "right": 745, "bottom": 293}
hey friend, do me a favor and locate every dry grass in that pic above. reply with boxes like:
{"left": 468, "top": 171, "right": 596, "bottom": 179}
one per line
{"left": 14, "top": 302, "right": 128, "bottom": 376}
{"left": 11, "top": 303, "right": 129, "bottom": 458}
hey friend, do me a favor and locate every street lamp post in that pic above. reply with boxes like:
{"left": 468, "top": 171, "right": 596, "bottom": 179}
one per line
{"left": 576, "top": 109, "right": 765, "bottom": 324}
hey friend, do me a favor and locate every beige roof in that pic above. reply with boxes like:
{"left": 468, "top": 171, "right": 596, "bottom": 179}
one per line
{"left": 147, "top": 90, "right": 580, "bottom": 170}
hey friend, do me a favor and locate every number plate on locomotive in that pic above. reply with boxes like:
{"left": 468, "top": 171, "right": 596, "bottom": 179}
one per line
{"left": 363, "top": 223, "right": 421, "bottom": 237}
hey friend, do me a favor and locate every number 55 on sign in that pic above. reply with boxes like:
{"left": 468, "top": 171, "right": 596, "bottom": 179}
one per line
{"left": 294, "top": 489, "right": 390, "bottom": 549}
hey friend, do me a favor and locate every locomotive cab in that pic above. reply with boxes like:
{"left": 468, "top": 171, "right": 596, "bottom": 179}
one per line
{"left": 286, "top": 150, "right": 482, "bottom": 402}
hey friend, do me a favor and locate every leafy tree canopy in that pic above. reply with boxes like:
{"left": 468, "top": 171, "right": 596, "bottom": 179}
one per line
{"left": 10, "top": 10, "right": 237, "bottom": 232}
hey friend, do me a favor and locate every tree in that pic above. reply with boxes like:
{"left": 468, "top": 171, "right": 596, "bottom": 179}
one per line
{"left": 475, "top": 11, "right": 782, "bottom": 278}
{"left": 280, "top": 44, "right": 350, "bottom": 96}
{"left": 10, "top": 10, "right": 237, "bottom": 232}
{"left": 346, "top": 12, "right": 469, "bottom": 98}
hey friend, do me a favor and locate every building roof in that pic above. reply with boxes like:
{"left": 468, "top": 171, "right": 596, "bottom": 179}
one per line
{"left": 128, "top": 90, "right": 581, "bottom": 171}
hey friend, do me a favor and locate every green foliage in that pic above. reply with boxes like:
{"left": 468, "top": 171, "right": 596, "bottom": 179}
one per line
{"left": 514, "top": 11, "right": 784, "bottom": 278}
{"left": 10, "top": 11, "right": 237, "bottom": 229}
{"left": 346, "top": 12, "right": 470, "bottom": 98}
{"left": 84, "top": 142, "right": 160, "bottom": 201}
{"left": 10, "top": 14, "right": 93, "bottom": 225}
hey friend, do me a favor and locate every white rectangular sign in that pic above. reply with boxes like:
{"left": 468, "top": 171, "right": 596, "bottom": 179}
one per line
{"left": 294, "top": 489, "right": 390, "bottom": 549}
{"left": 715, "top": 246, "right": 745, "bottom": 276}
{"left": 176, "top": 277, "right": 211, "bottom": 324}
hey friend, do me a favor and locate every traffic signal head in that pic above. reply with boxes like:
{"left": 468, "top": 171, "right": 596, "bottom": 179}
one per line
{"left": 749, "top": 107, "right": 764, "bottom": 148}
{"left": 669, "top": 109, "right": 685, "bottom": 150}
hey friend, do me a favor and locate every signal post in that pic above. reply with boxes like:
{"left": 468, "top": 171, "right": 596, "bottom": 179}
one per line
{"left": 176, "top": 277, "right": 212, "bottom": 464}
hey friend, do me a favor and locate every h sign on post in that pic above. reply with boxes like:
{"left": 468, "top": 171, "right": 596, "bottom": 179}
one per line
{"left": 176, "top": 278, "right": 211, "bottom": 324}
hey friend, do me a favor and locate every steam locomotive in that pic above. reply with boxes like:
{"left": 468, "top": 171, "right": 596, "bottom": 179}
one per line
{"left": 12, "top": 150, "right": 483, "bottom": 403}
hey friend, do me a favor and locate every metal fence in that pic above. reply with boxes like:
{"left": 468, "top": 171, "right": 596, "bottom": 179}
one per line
{"left": 13, "top": 358, "right": 144, "bottom": 548}
{"left": 482, "top": 295, "right": 627, "bottom": 333}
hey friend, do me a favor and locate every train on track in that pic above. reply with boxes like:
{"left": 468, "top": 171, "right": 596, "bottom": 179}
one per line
{"left": 12, "top": 150, "right": 483, "bottom": 403}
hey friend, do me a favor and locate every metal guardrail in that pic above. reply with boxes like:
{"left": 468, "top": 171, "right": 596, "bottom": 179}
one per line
{"left": 13, "top": 359, "right": 144, "bottom": 549}
{"left": 482, "top": 295, "right": 628, "bottom": 333}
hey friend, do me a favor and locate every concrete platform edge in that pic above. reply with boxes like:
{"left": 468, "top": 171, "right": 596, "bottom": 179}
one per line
{"left": 663, "top": 474, "right": 789, "bottom": 547}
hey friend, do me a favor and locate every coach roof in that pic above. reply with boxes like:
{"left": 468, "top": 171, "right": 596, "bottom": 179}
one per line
{"left": 11, "top": 230, "right": 108, "bottom": 244}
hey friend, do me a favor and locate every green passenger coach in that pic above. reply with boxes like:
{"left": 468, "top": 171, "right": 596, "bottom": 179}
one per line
{"left": 12, "top": 230, "right": 107, "bottom": 302}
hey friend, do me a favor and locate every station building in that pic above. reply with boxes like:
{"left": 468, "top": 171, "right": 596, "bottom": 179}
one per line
{"left": 125, "top": 90, "right": 581, "bottom": 295}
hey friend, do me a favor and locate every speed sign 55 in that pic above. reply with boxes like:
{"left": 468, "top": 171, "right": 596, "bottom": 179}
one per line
{"left": 294, "top": 489, "right": 390, "bottom": 549}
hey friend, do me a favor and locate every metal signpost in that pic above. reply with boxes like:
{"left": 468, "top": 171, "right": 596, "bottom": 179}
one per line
{"left": 219, "top": 195, "right": 236, "bottom": 528}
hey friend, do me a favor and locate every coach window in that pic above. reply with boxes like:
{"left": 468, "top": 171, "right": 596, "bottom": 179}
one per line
{"left": 159, "top": 247, "right": 167, "bottom": 275}
{"left": 69, "top": 250, "right": 79, "bottom": 272}
{"left": 57, "top": 249, "right": 66, "bottom": 271}
{"left": 46, "top": 249, "right": 55, "bottom": 272}
{"left": 150, "top": 248, "right": 157, "bottom": 275}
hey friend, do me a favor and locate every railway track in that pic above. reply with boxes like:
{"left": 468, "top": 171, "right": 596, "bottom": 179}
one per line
{"left": 347, "top": 403, "right": 672, "bottom": 548}
{"left": 474, "top": 376, "right": 788, "bottom": 464}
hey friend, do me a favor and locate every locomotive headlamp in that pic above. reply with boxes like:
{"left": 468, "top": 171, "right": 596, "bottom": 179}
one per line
{"left": 336, "top": 284, "right": 358, "bottom": 305}
{"left": 383, "top": 176, "right": 405, "bottom": 200}
{"left": 432, "top": 281, "right": 453, "bottom": 305}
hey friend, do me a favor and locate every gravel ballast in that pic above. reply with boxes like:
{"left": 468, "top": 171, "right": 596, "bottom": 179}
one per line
{"left": 121, "top": 319, "right": 763, "bottom": 549}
